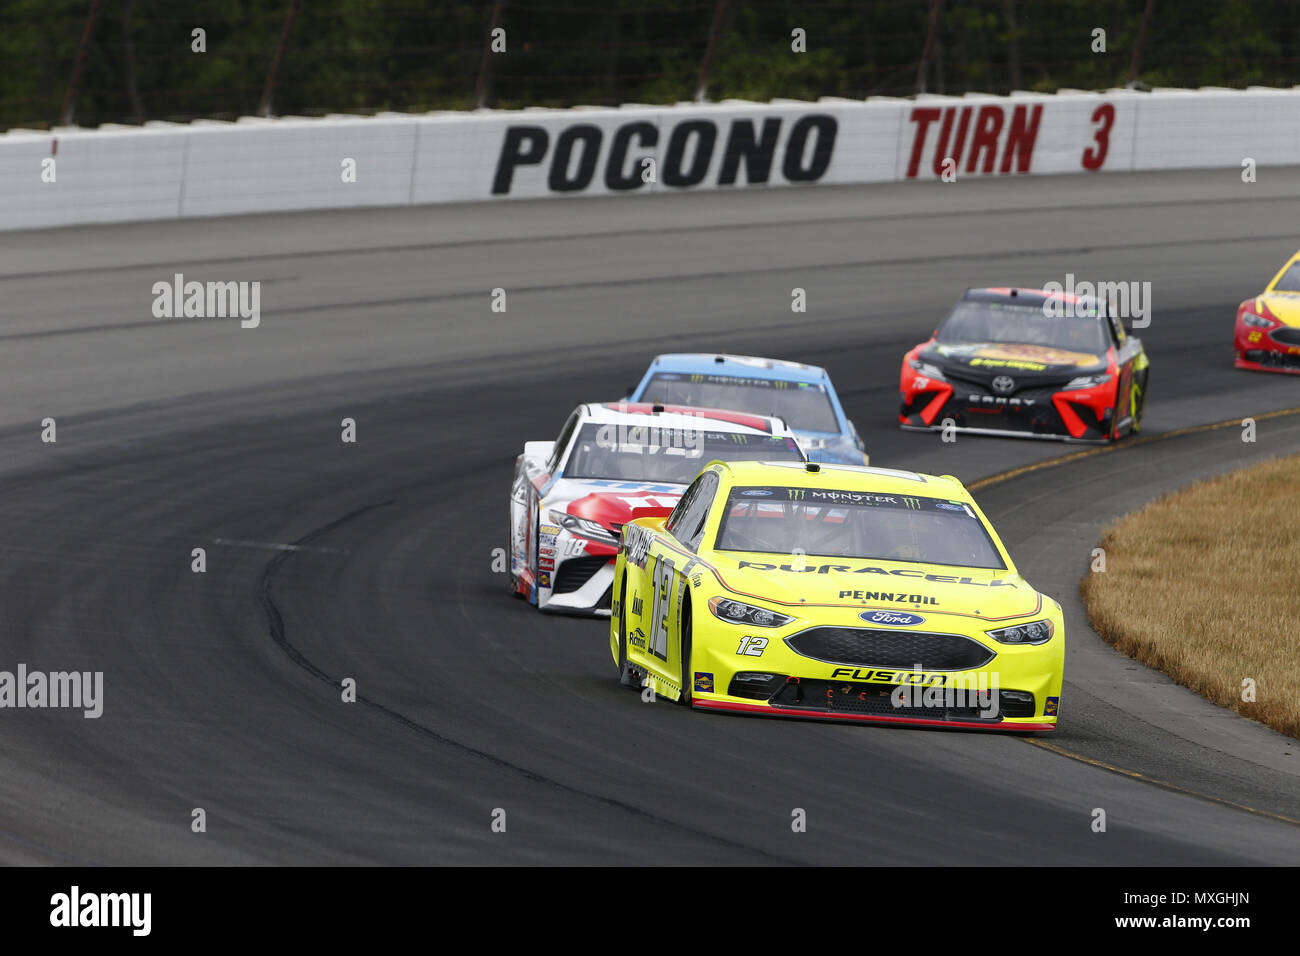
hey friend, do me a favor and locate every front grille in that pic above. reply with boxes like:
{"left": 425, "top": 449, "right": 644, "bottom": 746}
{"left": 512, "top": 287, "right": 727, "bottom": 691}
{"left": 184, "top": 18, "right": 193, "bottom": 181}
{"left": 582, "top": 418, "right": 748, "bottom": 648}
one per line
{"left": 1270, "top": 327, "right": 1300, "bottom": 346}
{"left": 552, "top": 555, "right": 612, "bottom": 594}
{"left": 943, "top": 367, "right": 1075, "bottom": 395}
{"left": 1244, "top": 349, "right": 1300, "bottom": 370}
{"left": 785, "top": 627, "right": 995, "bottom": 670}
{"left": 956, "top": 391, "right": 1106, "bottom": 438}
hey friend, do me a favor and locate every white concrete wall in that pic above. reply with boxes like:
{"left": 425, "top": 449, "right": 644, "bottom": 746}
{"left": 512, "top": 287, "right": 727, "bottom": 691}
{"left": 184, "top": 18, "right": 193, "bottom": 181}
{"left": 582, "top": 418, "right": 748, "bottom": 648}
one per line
{"left": 1, "top": 87, "right": 1293, "bottom": 231}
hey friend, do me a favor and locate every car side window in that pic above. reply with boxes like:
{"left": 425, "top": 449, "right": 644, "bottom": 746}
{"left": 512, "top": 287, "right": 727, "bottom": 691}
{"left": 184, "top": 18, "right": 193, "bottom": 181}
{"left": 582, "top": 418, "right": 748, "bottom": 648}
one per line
{"left": 548, "top": 410, "right": 580, "bottom": 474}
{"left": 1107, "top": 312, "right": 1125, "bottom": 347}
{"left": 672, "top": 473, "right": 717, "bottom": 552}
{"left": 665, "top": 476, "right": 701, "bottom": 535}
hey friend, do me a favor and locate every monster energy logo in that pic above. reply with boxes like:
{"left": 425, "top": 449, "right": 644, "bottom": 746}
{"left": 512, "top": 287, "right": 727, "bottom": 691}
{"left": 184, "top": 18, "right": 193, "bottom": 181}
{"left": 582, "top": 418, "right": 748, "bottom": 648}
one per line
{"left": 787, "top": 489, "right": 806, "bottom": 500}
{"left": 902, "top": 497, "right": 922, "bottom": 510}
{"left": 691, "top": 374, "right": 704, "bottom": 382}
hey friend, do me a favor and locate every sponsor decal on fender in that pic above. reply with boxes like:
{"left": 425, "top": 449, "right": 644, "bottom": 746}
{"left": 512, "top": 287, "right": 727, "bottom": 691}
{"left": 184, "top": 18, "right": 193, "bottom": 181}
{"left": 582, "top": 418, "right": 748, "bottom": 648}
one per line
{"left": 623, "top": 523, "right": 654, "bottom": 570}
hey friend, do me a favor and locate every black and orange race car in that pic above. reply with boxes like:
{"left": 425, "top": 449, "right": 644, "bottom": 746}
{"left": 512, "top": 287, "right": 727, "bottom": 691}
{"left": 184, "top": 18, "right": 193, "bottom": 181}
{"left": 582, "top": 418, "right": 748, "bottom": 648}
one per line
{"left": 899, "top": 287, "right": 1149, "bottom": 443}
{"left": 1234, "top": 248, "right": 1300, "bottom": 374}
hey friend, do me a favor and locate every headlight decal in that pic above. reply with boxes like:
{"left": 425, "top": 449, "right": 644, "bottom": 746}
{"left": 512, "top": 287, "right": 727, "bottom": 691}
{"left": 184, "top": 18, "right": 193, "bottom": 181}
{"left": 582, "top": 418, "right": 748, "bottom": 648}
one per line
{"left": 548, "top": 509, "right": 617, "bottom": 544}
{"left": 708, "top": 596, "right": 794, "bottom": 628}
{"left": 1064, "top": 373, "right": 1112, "bottom": 390}
{"left": 985, "top": 619, "right": 1054, "bottom": 645}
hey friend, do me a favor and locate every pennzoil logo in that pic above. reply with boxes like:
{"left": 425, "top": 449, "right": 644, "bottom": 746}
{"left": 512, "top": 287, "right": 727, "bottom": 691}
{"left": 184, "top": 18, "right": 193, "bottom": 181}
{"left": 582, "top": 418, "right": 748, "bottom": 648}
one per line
{"left": 845, "top": 591, "right": 939, "bottom": 606}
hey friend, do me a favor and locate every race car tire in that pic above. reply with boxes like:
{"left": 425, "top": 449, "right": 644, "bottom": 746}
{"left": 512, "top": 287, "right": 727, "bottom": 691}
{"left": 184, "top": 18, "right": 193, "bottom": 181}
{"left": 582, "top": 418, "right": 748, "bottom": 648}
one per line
{"left": 1131, "top": 373, "right": 1147, "bottom": 434}
{"left": 1110, "top": 381, "right": 1125, "bottom": 441}
{"left": 677, "top": 595, "right": 694, "bottom": 707}
{"left": 617, "top": 574, "right": 640, "bottom": 688}
{"left": 507, "top": 513, "right": 522, "bottom": 597}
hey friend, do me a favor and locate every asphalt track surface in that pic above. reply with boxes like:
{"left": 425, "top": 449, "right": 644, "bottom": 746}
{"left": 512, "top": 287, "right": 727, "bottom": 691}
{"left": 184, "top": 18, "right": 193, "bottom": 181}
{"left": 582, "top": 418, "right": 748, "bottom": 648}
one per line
{"left": 2, "top": 169, "right": 1300, "bottom": 865}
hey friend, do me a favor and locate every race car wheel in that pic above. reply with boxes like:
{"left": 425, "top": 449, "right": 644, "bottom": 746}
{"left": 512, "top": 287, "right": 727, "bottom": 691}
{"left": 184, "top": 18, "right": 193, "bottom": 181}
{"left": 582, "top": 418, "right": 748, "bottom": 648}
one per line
{"left": 1131, "top": 374, "right": 1147, "bottom": 434}
{"left": 507, "top": 513, "right": 521, "bottom": 597}
{"left": 1110, "top": 382, "right": 1125, "bottom": 441}
{"left": 617, "top": 574, "right": 640, "bottom": 689}
{"left": 677, "top": 596, "right": 693, "bottom": 707}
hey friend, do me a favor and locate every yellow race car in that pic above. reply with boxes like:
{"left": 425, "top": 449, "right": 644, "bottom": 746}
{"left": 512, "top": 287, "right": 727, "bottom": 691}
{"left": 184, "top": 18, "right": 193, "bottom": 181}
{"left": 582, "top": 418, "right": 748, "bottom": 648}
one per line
{"left": 610, "top": 460, "right": 1063, "bottom": 731}
{"left": 1234, "top": 248, "right": 1300, "bottom": 374}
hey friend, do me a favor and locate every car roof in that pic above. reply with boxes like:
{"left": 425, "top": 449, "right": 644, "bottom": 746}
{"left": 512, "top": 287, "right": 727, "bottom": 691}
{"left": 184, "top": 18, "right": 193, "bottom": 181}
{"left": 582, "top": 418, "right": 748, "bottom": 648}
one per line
{"left": 584, "top": 402, "right": 796, "bottom": 437}
{"left": 643, "top": 353, "right": 829, "bottom": 383}
{"left": 710, "top": 460, "right": 969, "bottom": 498}
{"left": 964, "top": 287, "right": 1108, "bottom": 318}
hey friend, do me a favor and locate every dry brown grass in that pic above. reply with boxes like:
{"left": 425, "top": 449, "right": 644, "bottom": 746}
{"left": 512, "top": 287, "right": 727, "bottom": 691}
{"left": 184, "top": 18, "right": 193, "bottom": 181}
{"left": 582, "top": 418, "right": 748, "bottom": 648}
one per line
{"left": 1080, "top": 452, "right": 1300, "bottom": 739}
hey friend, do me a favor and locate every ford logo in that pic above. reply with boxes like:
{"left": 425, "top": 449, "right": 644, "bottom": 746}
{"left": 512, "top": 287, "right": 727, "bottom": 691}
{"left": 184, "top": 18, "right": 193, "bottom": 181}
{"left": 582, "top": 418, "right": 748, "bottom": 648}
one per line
{"left": 861, "top": 611, "right": 925, "bottom": 627}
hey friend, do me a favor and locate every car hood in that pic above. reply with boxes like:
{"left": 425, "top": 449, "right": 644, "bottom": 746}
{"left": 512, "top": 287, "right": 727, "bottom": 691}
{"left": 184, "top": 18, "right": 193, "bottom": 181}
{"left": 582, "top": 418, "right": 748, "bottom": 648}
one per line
{"left": 706, "top": 553, "right": 1043, "bottom": 621}
{"left": 925, "top": 342, "right": 1106, "bottom": 375}
{"left": 1258, "top": 292, "right": 1300, "bottom": 327}
{"left": 542, "top": 478, "right": 684, "bottom": 525}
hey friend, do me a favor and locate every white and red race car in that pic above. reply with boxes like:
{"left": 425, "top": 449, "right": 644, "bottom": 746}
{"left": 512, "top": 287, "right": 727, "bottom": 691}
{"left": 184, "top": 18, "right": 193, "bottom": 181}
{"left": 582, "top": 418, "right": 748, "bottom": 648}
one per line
{"left": 509, "top": 402, "right": 805, "bottom": 615}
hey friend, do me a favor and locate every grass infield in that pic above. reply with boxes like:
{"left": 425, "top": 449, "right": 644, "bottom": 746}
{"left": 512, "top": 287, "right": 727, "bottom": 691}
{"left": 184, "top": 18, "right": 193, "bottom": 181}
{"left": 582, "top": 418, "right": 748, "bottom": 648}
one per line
{"left": 1081, "top": 452, "right": 1300, "bottom": 740}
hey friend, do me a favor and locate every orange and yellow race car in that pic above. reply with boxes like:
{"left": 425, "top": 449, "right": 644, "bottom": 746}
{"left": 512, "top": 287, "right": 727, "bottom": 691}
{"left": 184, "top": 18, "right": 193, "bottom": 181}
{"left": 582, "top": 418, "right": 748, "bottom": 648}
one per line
{"left": 1234, "top": 249, "right": 1300, "bottom": 374}
{"left": 899, "top": 287, "right": 1149, "bottom": 443}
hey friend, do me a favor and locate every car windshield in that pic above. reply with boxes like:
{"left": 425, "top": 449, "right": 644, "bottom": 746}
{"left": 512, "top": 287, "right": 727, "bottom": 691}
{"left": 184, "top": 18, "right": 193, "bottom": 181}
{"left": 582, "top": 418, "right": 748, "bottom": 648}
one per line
{"left": 640, "top": 373, "right": 841, "bottom": 433}
{"left": 1273, "top": 261, "right": 1300, "bottom": 292}
{"left": 564, "top": 425, "right": 803, "bottom": 483}
{"left": 936, "top": 301, "right": 1109, "bottom": 354}
{"left": 714, "top": 487, "right": 1007, "bottom": 570}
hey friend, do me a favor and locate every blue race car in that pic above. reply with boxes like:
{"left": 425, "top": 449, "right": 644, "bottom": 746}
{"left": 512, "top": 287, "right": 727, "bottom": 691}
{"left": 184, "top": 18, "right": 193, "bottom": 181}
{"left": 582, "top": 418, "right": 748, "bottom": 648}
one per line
{"left": 626, "top": 353, "right": 869, "bottom": 465}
